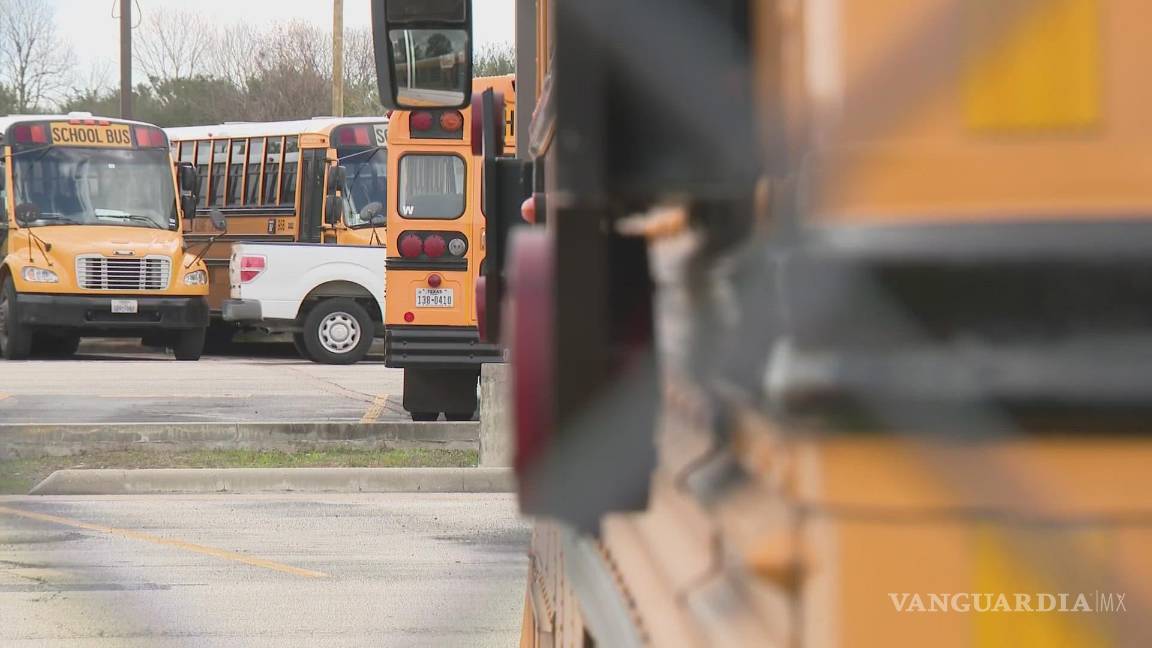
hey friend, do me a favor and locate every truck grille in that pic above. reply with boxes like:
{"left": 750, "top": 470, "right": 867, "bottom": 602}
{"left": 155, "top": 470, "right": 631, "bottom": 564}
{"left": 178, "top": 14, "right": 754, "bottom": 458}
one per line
{"left": 75, "top": 255, "right": 172, "bottom": 291}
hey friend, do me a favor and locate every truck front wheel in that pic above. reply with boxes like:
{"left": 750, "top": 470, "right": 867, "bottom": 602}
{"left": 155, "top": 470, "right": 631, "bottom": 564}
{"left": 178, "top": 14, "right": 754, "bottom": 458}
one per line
{"left": 301, "top": 299, "right": 374, "bottom": 365}
{"left": 0, "top": 278, "right": 32, "bottom": 360}
{"left": 172, "top": 328, "right": 206, "bottom": 361}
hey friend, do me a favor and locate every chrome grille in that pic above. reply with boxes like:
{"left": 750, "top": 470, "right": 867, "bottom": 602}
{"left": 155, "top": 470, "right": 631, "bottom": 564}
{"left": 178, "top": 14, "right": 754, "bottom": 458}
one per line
{"left": 75, "top": 255, "right": 172, "bottom": 291}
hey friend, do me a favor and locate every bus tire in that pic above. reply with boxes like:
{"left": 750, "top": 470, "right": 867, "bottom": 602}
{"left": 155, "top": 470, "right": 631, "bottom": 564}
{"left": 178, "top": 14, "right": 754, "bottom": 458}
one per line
{"left": 172, "top": 328, "right": 206, "bottom": 361}
{"left": 411, "top": 412, "right": 440, "bottom": 422}
{"left": 292, "top": 333, "right": 313, "bottom": 361}
{"left": 0, "top": 278, "right": 32, "bottom": 360}
{"left": 35, "top": 334, "right": 80, "bottom": 358}
{"left": 301, "top": 299, "right": 373, "bottom": 365}
{"left": 445, "top": 411, "right": 476, "bottom": 422}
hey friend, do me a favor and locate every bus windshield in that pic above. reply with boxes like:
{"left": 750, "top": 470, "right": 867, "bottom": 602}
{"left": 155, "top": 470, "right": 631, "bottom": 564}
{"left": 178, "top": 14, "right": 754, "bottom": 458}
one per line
{"left": 12, "top": 147, "right": 177, "bottom": 230}
{"left": 339, "top": 147, "right": 388, "bottom": 227}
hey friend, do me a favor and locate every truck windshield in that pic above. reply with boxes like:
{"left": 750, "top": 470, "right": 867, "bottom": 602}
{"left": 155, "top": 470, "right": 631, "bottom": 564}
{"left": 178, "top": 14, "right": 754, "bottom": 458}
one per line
{"left": 11, "top": 147, "right": 177, "bottom": 230}
{"left": 339, "top": 147, "right": 388, "bottom": 227}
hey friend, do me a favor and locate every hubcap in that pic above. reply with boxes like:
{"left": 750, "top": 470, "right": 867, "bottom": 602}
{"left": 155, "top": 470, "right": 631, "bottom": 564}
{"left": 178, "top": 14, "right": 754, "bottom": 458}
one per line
{"left": 318, "top": 312, "right": 361, "bottom": 354}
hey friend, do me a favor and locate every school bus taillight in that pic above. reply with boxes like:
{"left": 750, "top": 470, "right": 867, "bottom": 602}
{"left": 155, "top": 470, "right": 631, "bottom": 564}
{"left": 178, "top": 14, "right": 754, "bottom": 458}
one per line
{"left": 439, "top": 111, "right": 464, "bottom": 132}
{"left": 399, "top": 233, "right": 424, "bottom": 258}
{"left": 238, "top": 255, "right": 266, "bottom": 283}
{"left": 12, "top": 124, "right": 47, "bottom": 144}
{"left": 411, "top": 112, "right": 434, "bottom": 132}
{"left": 423, "top": 234, "right": 447, "bottom": 258}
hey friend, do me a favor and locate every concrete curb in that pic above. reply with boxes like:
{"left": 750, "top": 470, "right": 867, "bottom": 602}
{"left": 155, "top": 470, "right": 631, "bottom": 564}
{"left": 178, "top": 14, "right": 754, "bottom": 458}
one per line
{"left": 29, "top": 467, "right": 515, "bottom": 495}
{"left": 0, "top": 422, "right": 479, "bottom": 459}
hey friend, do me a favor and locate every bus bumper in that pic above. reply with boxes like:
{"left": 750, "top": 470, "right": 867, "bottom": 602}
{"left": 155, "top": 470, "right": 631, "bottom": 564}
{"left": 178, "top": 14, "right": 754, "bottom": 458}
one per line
{"left": 384, "top": 326, "right": 504, "bottom": 369}
{"left": 15, "top": 294, "right": 209, "bottom": 332}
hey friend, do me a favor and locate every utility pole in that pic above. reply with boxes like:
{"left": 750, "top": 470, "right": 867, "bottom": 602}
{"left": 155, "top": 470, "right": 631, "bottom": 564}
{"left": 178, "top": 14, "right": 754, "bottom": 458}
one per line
{"left": 119, "top": 0, "right": 132, "bottom": 119}
{"left": 332, "top": 0, "right": 344, "bottom": 117}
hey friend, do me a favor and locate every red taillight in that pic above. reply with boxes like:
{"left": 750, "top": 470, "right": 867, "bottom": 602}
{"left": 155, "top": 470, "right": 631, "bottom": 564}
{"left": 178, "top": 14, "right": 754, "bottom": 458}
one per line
{"left": 423, "top": 234, "right": 446, "bottom": 258}
{"left": 239, "top": 255, "right": 266, "bottom": 283}
{"left": 399, "top": 233, "right": 424, "bottom": 258}
{"left": 411, "top": 112, "right": 433, "bottom": 131}
{"left": 439, "top": 111, "right": 464, "bottom": 132}
{"left": 13, "top": 124, "right": 47, "bottom": 144}
{"left": 521, "top": 195, "right": 537, "bottom": 224}
{"left": 404, "top": 311, "right": 415, "bottom": 323}
{"left": 133, "top": 126, "right": 166, "bottom": 148}
{"left": 338, "top": 126, "right": 371, "bottom": 146}
{"left": 427, "top": 273, "right": 442, "bottom": 288}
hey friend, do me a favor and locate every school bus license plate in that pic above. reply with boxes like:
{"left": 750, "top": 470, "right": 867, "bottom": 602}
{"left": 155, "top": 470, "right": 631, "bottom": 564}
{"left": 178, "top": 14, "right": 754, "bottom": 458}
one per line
{"left": 111, "top": 299, "right": 138, "bottom": 314}
{"left": 416, "top": 288, "right": 454, "bottom": 308}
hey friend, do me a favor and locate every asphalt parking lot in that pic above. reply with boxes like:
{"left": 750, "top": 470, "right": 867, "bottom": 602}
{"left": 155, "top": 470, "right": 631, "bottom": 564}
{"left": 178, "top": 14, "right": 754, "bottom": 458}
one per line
{"left": 0, "top": 492, "right": 529, "bottom": 647}
{"left": 0, "top": 341, "right": 409, "bottom": 424}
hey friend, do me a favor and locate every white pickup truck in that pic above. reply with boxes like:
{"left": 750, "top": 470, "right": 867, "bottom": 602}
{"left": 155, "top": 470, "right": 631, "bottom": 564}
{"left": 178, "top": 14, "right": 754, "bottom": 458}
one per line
{"left": 222, "top": 242, "right": 386, "bottom": 364}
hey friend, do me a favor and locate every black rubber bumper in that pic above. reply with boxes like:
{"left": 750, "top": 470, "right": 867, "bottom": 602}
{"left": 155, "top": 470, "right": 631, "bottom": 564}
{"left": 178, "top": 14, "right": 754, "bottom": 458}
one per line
{"left": 15, "top": 294, "right": 209, "bottom": 331}
{"left": 384, "top": 326, "right": 504, "bottom": 369}
{"left": 221, "top": 299, "right": 263, "bottom": 322}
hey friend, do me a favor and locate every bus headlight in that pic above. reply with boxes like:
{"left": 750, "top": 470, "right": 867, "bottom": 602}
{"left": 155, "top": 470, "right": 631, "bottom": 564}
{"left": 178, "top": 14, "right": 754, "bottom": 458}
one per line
{"left": 184, "top": 270, "right": 208, "bottom": 286}
{"left": 22, "top": 266, "right": 58, "bottom": 283}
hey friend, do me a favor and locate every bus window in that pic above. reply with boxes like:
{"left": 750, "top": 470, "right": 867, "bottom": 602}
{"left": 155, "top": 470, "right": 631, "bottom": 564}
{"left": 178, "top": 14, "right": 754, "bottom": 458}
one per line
{"left": 195, "top": 141, "right": 211, "bottom": 207}
{"left": 340, "top": 147, "right": 389, "bottom": 226}
{"left": 247, "top": 138, "right": 265, "bottom": 204}
{"left": 264, "top": 137, "right": 283, "bottom": 204}
{"left": 227, "top": 139, "right": 246, "bottom": 205}
{"left": 210, "top": 140, "right": 227, "bottom": 206}
{"left": 398, "top": 154, "right": 465, "bottom": 218}
{"left": 281, "top": 136, "right": 299, "bottom": 205}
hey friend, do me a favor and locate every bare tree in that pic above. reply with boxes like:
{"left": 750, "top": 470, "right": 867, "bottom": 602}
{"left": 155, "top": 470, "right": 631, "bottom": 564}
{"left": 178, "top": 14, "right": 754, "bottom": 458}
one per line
{"left": 474, "top": 41, "right": 515, "bottom": 78}
{"left": 135, "top": 8, "right": 213, "bottom": 82}
{"left": 343, "top": 27, "right": 385, "bottom": 116}
{"left": 0, "top": 0, "right": 76, "bottom": 111}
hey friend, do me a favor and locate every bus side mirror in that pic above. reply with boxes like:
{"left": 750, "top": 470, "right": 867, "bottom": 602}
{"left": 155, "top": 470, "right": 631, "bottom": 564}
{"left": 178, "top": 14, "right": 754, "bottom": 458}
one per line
{"left": 325, "top": 195, "right": 345, "bottom": 225}
{"left": 209, "top": 207, "right": 227, "bottom": 232}
{"left": 177, "top": 163, "right": 199, "bottom": 193}
{"left": 371, "top": 0, "right": 472, "bottom": 109}
{"left": 327, "top": 165, "right": 347, "bottom": 194}
{"left": 181, "top": 195, "right": 198, "bottom": 222}
{"left": 14, "top": 203, "right": 39, "bottom": 226}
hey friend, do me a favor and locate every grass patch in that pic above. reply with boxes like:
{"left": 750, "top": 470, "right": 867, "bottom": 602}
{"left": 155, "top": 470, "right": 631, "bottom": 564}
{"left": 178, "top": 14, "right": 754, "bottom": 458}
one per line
{"left": 0, "top": 447, "right": 478, "bottom": 494}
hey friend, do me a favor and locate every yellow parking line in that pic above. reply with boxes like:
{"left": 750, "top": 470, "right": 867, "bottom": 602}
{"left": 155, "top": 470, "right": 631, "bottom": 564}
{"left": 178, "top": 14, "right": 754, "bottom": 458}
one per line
{"left": 0, "top": 393, "right": 10, "bottom": 401}
{"left": 0, "top": 505, "right": 328, "bottom": 579}
{"left": 360, "top": 394, "right": 389, "bottom": 423}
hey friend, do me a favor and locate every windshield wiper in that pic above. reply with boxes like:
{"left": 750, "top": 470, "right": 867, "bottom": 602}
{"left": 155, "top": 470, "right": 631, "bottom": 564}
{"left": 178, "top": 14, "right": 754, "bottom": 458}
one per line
{"left": 96, "top": 213, "right": 166, "bottom": 229}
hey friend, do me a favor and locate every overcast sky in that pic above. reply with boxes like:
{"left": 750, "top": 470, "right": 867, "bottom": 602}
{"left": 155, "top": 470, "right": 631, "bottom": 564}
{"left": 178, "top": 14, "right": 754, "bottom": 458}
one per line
{"left": 48, "top": 0, "right": 516, "bottom": 87}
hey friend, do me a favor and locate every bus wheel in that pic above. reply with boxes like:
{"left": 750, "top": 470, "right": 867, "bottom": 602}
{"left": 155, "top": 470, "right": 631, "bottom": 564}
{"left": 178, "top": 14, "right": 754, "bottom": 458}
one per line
{"left": 172, "top": 328, "right": 206, "bottom": 361}
{"left": 445, "top": 411, "right": 476, "bottom": 422}
{"left": 292, "top": 333, "right": 313, "bottom": 361}
{"left": 403, "top": 368, "right": 479, "bottom": 420}
{"left": 411, "top": 412, "right": 440, "bottom": 422}
{"left": 302, "top": 299, "right": 373, "bottom": 365}
{"left": 34, "top": 334, "right": 80, "bottom": 358}
{"left": 0, "top": 278, "right": 32, "bottom": 360}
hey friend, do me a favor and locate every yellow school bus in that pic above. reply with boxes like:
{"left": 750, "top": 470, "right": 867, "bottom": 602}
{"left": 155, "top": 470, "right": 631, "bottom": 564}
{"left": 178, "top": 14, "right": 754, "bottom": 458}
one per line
{"left": 383, "top": 76, "right": 514, "bottom": 421}
{"left": 166, "top": 118, "right": 390, "bottom": 320}
{"left": 0, "top": 114, "right": 212, "bottom": 360}
{"left": 374, "top": 1, "right": 1152, "bottom": 646}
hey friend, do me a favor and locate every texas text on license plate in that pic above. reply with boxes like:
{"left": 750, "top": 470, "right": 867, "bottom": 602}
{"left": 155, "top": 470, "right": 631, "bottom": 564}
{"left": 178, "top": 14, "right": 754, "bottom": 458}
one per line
{"left": 415, "top": 288, "right": 454, "bottom": 308}
{"left": 111, "top": 299, "right": 138, "bottom": 314}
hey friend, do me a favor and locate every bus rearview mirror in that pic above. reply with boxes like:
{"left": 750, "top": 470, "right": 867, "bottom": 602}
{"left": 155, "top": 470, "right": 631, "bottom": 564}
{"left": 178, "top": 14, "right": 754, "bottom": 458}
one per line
{"left": 177, "top": 163, "right": 199, "bottom": 193}
{"left": 325, "top": 195, "right": 345, "bottom": 225}
{"left": 209, "top": 208, "right": 227, "bottom": 232}
{"left": 371, "top": 0, "right": 472, "bottom": 110}
{"left": 327, "top": 166, "right": 347, "bottom": 194}
{"left": 14, "top": 203, "right": 40, "bottom": 226}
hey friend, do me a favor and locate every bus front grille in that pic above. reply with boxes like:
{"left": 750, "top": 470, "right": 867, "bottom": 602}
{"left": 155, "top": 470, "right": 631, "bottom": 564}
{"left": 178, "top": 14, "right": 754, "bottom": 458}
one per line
{"left": 75, "top": 255, "right": 172, "bottom": 291}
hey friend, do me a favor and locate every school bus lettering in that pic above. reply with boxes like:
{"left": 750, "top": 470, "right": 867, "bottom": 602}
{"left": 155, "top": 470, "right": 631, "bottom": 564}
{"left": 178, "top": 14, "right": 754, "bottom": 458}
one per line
{"left": 49, "top": 123, "right": 133, "bottom": 148}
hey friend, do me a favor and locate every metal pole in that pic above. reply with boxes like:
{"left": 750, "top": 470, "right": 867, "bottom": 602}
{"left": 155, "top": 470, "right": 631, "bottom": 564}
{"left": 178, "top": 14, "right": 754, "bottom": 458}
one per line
{"left": 119, "top": 0, "right": 132, "bottom": 119}
{"left": 332, "top": 0, "right": 344, "bottom": 116}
